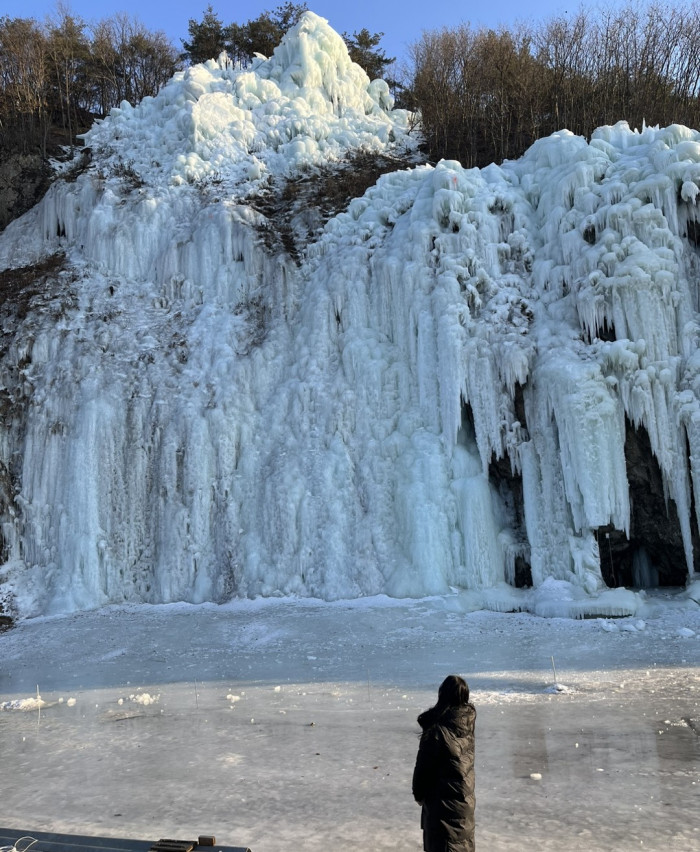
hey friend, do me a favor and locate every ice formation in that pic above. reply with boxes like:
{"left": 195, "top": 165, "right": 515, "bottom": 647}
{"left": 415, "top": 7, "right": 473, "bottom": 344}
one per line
{"left": 0, "top": 12, "right": 699, "bottom": 618}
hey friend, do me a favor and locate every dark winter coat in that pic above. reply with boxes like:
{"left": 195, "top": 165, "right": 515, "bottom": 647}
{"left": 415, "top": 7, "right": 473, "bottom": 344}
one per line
{"left": 412, "top": 702, "right": 476, "bottom": 852}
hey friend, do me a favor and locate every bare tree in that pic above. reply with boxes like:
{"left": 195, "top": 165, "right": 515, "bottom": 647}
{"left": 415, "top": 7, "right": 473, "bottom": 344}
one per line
{"left": 45, "top": 7, "right": 90, "bottom": 142}
{"left": 409, "top": 2, "right": 700, "bottom": 167}
{"left": 0, "top": 16, "right": 49, "bottom": 152}
{"left": 0, "top": 9, "right": 180, "bottom": 154}
{"left": 89, "top": 14, "right": 178, "bottom": 111}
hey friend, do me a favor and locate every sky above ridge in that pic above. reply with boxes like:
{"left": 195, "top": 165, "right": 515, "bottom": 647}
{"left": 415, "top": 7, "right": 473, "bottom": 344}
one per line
{"left": 2, "top": 0, "right": 615, "bottom": 68}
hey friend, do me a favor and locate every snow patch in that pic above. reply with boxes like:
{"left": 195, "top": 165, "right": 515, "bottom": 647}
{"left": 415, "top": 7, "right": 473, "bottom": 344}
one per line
{"left": 129, "top": 692, "right": 160, "bottom": 706}
{"left": 0, "top": 695, "right": 45, "bottom": 711}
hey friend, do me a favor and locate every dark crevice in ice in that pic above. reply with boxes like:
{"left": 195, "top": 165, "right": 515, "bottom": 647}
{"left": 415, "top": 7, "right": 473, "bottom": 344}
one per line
{"left": 489, "top": 450, "right": 532, "bottom": 589}
{"left": 486, "top": 470, "right": 531, "bottom": 589}
{"left": 684, "top": 217, "right": 700, "bottom": 247}
{"left": 597, "top": 320, "right": 616, "bottom": 342}
{"left": 598, "top": 419, "right": 695, "bottom": 588}
{"left": 459, "top": 395, "right": 532, "bottom": 588}
{"left": 513, "top": 382, "right": 527, "bottom": 433}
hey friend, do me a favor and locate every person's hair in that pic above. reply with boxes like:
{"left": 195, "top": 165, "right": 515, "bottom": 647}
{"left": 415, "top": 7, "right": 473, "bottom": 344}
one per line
{"left": 436, "top": 674, "right": 470, "bottom": 708}
{"left": 417, "top": 674, "right": 471, "bottom": 729}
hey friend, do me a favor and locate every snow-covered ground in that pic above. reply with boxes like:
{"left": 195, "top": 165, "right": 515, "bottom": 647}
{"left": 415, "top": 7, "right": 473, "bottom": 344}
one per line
{"left": 1, "top": 595, "right": 699, "bottom": 851}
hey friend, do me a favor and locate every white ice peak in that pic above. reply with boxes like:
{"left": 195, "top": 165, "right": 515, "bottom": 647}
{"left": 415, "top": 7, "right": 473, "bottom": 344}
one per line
{"left": 81, "top": 11, "right": 408, "bottom": 191}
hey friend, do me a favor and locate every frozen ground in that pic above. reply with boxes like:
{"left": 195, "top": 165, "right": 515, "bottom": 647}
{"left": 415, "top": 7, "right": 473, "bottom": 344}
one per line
{"left": 1, "top": 594, "right": 699, "bottom": 852}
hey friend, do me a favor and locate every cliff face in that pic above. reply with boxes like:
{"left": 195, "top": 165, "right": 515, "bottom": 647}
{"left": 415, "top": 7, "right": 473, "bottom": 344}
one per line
{"left": 0, "top": 153, "right": 50, "bottom": 233}
{"left": 0, "top": 13, "right": 699, "bottom": 619}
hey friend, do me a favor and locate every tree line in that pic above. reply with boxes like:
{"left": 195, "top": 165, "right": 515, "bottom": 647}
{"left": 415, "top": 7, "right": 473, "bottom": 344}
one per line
{"left": 408, "top": 1, "right": 700, "bottom": 167}
{"left": 182, "top": 4, "right": 393, "bottom": 84}
{"left": 5, "top": 1, "right": 700, "bottom": 168}
{"left": 0, "top": 9, "right": 179, "bottom": 154}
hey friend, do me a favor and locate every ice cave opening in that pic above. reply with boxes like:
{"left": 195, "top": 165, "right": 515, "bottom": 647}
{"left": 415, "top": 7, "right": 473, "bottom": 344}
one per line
{"left": 597, "top": 419, "right": 699, "bottom": 590}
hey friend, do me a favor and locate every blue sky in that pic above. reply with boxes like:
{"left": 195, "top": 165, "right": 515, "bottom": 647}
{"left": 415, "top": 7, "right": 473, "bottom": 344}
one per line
{"left": 3, "top": 0, "right": 584, "bottom": 65}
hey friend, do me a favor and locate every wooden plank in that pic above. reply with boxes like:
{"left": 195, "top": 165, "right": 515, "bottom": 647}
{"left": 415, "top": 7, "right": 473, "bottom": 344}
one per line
{"left": 0, "top": 829, "right": 251, "bottom": 852}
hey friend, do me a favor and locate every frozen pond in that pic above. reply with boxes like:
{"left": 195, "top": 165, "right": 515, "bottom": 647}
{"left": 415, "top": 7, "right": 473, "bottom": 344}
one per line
{"left": 1, "top": 596, "right": 699, "bottom": 851}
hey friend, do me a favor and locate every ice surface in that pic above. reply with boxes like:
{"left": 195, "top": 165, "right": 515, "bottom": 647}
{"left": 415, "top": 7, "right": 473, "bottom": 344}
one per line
{"left": 0, "top": 596, "right": 699, "bottom": 851}
{"left": 1, "top": 15, "right": 700, "bottom": 618}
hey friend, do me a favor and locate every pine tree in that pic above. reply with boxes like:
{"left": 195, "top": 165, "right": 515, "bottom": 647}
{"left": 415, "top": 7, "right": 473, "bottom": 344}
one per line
{"left": 181, "top": 5, "right": 226, "bottom": 64}
{"left": 227, "top": 3, "right": 307, "bottom": 64}
{"left": 343, "top": 29, "right": 394, "bottom": 80}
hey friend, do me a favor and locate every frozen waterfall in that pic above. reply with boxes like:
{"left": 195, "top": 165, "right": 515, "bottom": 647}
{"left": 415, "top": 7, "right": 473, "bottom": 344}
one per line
{"left": 0, "top": 12, "right": 699, "bottom": 618}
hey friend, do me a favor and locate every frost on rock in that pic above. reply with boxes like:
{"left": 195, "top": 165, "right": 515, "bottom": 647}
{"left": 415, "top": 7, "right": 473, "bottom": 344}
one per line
{"left": 0, "top": 13, "right": 699, "bottom": 620}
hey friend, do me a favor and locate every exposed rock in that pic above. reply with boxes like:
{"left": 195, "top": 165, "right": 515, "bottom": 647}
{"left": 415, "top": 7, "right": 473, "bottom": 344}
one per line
{"left": 598, "top": 421, "right": 698, "bottom": 588}
{"left": 250, "top": 150, "right": 423, "bottom": 264}
{"left": 0, "top": 153, "right": 51, "bottom": 232}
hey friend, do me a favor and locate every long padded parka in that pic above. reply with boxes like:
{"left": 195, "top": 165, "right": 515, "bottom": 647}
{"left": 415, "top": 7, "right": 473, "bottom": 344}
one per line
{"left": 412, "top": 702, "right": 476, "bottom": 852}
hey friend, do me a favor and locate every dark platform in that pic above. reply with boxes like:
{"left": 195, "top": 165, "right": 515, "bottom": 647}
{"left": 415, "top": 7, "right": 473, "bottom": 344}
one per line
{"left": 0, "top": 829, "right": 250, "bottom": 852}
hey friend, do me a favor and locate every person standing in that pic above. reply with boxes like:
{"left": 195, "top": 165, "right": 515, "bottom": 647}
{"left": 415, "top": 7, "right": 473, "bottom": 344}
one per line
{"left": 412, "top": 675, "right": 476, "bottom": 852}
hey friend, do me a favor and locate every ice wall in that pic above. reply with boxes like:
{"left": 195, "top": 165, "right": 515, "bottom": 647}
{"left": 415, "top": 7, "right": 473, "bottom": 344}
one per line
{"left": 1, "top": 14, "right": 699, "bottom": 616}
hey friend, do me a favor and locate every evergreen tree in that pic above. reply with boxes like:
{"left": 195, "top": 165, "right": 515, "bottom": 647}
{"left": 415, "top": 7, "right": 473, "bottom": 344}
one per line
{"left": 181, "top": 5, "right": 226, "bottom": 64}
{"left": 227, "top": 3, "right": 307, "bottom": 64}
{"left": 343, "top": 29, "right": 394, "bottom": 80}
